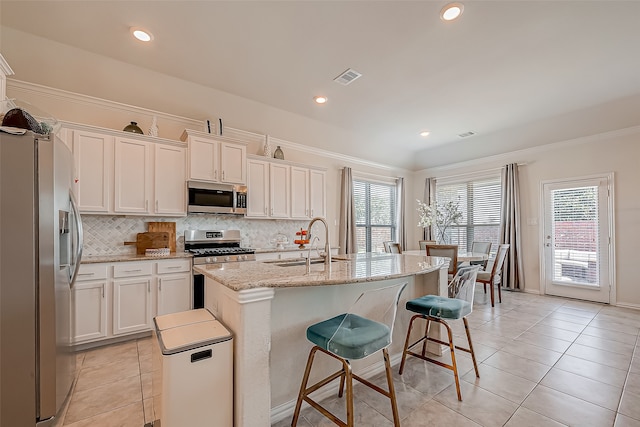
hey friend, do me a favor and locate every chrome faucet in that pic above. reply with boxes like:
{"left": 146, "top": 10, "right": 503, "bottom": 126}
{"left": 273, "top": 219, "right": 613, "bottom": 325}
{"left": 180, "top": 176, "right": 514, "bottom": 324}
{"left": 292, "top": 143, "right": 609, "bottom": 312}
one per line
{"left": 307, "top": 217, "right": 332, "bottom": 273}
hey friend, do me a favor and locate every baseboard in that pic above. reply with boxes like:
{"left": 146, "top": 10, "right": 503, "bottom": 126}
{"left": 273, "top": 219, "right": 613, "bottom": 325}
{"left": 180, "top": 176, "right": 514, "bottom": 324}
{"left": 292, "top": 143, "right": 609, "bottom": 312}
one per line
{"left": 523, "top": 288, "right": 541, "bottom": 295}
{"left": 613, "top": 301, "right": 640, "bottom": 311}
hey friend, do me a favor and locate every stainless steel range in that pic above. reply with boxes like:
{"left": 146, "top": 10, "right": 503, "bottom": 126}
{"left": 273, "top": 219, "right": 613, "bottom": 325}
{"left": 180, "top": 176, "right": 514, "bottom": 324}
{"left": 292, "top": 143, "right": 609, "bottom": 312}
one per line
{"left": 185, "top": 229, "right": 255, "bottom": 308}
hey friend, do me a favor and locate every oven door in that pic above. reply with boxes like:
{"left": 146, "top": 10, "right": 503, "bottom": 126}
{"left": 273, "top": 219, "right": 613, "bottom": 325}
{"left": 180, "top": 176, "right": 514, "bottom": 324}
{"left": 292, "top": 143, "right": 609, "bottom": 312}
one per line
{"left": 188, "top": 181, "right": 236, "bottom": 214}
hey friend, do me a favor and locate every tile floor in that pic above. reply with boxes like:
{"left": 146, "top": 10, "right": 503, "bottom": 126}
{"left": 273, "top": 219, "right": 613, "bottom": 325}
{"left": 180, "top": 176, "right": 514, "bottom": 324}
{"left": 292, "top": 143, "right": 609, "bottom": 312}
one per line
{"left": 56, "top": 288, "right": 640, "bottom": 427}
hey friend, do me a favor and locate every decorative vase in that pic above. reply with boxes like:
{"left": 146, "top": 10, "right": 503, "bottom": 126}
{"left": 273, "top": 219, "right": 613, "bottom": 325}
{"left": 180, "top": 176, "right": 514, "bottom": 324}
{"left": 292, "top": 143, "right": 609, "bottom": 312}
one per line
{"left": 123, "top": 121, "right": 143, "bottom": 134}
{"left": 274, "top": 145, "right": 284, "bottom": 160}
{"left": 263, "top": 136, "right": 272, "bottom": 157}
{"left": 148, "top": 116, "right": 158, "bottom": 137}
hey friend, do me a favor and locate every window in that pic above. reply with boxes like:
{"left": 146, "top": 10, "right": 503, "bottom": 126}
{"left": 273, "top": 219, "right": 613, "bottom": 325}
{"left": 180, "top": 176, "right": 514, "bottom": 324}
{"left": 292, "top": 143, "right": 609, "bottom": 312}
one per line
{"left": 354, "top": 179, "right": 397, "bottom": 253}
{"left": 435, "top": 174, "right": 501, "bottom": 252}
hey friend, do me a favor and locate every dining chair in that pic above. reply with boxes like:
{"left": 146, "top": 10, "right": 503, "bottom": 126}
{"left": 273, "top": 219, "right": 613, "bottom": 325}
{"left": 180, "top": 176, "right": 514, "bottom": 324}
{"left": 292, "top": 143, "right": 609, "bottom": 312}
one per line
{"left": 476, "top": 243, "right": 510, "bottom": 307}
{"left": 418, "top": 240, "right": 436, "bottom": 250}
{"left": 383, "top": 241, "right": 402, "bottom": 254}
{"left": 470, "top": 241, "right": 492, "bottom": 269}
{"left": 398, "top": 266, "right": 480, "bottom": 401}
{"left": 426, "top": 244, "right": 458, "bottom": 282}
{"left": 291, "top": 282, "right": 408, "bottom": 427}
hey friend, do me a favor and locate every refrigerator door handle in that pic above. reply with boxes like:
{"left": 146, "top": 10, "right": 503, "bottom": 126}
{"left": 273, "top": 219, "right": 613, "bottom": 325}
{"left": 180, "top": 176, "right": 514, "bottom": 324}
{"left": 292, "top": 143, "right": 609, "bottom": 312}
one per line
{"left": 69, "top": 191, "right": 84, "bottom": 287}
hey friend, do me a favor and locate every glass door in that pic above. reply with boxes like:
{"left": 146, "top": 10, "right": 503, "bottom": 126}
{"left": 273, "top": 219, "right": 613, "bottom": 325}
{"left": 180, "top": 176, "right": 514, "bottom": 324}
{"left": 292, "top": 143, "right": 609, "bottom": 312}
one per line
{"left": 541, "top": 175, "right": 613, "bottom": 303}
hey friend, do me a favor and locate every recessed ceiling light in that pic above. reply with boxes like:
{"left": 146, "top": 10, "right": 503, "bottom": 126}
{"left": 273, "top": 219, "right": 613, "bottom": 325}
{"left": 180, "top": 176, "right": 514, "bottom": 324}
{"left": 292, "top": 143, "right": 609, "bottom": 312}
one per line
{"left": 440, "top": 3, "right": 464, "bottom": 21}
{"left": 314, "top": 96, "right": 328, "bottom": 104}
{"left": 131, "top": 27, "right": 153, "bottom": 42}
{"left": 420, "top": 131, "right": 431, "bottom": 137}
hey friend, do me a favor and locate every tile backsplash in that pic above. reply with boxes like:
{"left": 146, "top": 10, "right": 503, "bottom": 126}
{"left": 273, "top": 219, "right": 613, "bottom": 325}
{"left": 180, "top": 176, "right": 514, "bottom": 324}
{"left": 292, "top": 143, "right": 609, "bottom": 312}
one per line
{"left": 81, "top": 214, "right": 310, "bottom": 256}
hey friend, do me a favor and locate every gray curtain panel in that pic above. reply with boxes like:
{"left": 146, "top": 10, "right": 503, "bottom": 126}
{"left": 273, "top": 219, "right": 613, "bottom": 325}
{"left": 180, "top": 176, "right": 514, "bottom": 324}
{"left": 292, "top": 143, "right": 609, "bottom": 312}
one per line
{"left": 338, "top": 167, "right": 357, "bottom": 254}
{"left": 422, "top": 177, "right": 435, "bottom": 241}
{"left": 396, "top": 177, "right": 406, "bottom": 250}
{"left": 500, "top": 163, "right": 524, "bottom": 290}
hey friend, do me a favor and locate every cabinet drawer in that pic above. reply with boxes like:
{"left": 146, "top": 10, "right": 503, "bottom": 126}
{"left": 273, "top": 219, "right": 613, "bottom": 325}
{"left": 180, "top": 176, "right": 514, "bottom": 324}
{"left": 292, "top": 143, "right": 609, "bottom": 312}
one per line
{"left": 156, "top": 259, "right": 191, "bottom": 274}
{"left": 113, "top": 261, "right": 153, "bottom": 278}
{"left": 76, "top": 264, "right": 108, "bottom": 281}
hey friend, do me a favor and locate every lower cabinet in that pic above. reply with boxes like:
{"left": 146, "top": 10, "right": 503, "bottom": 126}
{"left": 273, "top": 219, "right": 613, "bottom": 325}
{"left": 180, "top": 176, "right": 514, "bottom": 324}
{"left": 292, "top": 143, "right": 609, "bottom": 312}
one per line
{"left": 73, "top": 258, "right": 192, "bottom": 345}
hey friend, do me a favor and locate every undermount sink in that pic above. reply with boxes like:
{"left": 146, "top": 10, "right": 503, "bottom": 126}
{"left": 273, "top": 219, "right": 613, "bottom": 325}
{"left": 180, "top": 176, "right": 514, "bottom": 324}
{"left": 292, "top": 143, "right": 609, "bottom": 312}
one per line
{"left": 264, "top": 257, "right": 338, "bottom": 267}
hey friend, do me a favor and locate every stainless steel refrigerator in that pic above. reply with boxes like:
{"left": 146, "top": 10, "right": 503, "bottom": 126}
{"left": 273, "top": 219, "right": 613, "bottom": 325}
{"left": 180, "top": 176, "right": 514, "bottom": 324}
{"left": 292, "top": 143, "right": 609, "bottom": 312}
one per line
{"left": 0, "top": 129, "right": 83, "bottom": 426}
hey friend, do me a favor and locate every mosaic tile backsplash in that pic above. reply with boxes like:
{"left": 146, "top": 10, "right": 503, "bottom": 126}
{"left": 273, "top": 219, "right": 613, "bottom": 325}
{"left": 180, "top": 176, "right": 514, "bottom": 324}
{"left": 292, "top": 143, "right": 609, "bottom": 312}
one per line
{"left": 81, "top": 214, "right": 310, "bottom": 256}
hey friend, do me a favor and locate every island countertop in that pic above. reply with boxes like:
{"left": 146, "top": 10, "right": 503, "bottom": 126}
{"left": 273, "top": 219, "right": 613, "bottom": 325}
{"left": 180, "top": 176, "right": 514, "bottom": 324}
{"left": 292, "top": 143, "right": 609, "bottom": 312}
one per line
{"left": 193, "top": 252, "right": 447, "bottom": 291}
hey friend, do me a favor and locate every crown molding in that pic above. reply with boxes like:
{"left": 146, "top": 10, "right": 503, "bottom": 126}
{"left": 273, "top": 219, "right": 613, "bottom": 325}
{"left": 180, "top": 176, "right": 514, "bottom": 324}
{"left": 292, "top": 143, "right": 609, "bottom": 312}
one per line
{"left": 0, "top": 54, "right": 15, "bottom": 76}
{"left": 418, "top": 125, "right": 640, "bottom": 175}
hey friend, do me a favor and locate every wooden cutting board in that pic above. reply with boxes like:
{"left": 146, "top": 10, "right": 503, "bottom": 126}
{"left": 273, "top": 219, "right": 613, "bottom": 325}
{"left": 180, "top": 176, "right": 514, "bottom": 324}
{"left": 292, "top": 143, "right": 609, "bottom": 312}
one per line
{"left": 124, "top": 232, "right": 170, "bottom": 255}
{"left": 147, "top": 222, "right": 176, "bottom": 253}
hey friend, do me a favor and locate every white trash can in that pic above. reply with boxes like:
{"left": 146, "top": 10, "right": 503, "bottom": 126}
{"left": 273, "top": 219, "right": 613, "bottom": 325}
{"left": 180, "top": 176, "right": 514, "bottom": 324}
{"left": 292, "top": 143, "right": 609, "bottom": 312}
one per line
{"left": 152, "top": 309, "right": 233, "bottom": 427}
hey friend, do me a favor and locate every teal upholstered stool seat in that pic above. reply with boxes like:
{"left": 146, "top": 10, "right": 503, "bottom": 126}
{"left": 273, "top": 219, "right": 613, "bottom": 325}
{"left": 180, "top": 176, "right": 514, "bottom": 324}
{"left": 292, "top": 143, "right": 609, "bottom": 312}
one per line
{"left": 307, "top": 314, "right": 391, "bottom": 360}
{"left": 292, "top": 283, "right": 407, "bottom": 427}
{"left": 405, "top": 295, "right": 471, "bottom": 320}
{"left": 399, "top": 267, "right": 480, "bottom": 401}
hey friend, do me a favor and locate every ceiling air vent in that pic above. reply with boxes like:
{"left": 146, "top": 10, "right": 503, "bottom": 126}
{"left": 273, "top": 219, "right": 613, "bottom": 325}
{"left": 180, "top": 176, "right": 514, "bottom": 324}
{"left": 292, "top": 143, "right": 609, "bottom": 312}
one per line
{"left": 333, "top": 68, "right": 362, "bottom": 86}
{"left": 458, "top": 131, "right": 476, "bottom": 138}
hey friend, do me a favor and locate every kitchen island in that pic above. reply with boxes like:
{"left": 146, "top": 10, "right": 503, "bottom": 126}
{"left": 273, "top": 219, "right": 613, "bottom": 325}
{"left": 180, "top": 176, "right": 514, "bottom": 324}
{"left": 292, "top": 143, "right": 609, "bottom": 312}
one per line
{"left": 194, "top": 252, "right": 448, "bottom": 427}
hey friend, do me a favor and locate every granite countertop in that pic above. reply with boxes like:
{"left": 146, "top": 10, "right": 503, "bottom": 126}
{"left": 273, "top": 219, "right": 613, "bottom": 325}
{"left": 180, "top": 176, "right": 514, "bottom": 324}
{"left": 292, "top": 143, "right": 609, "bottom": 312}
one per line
{"left": 193, "top": 252, "right": 447, "bottom": 291}
{"left": 81, "top": 252, "right": 193, "bottom": 264}
{"left": 254, "top": 245, "right": 340, "bottom": 254}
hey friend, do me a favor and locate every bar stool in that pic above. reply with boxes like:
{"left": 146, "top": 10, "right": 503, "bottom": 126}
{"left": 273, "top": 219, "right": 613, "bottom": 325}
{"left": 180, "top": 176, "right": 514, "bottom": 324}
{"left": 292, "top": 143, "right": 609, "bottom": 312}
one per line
{"left": 398, "top": 267, "right": 480, "bottom": 401}
{"left": 291, "top": 282, "right": 407, "bottom": 427}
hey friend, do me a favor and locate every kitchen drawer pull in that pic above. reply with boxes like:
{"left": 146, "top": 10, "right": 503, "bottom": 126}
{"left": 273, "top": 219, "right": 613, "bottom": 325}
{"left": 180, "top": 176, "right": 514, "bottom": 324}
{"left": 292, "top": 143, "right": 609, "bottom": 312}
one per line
{"left": 166, "top": 266, "right": 182, "bottom": 269}
{"left": 124, "top": 269, "right": 142, "bottom": 273}
{"left": 78, "top": 272, "right": 95, "bottom": 276}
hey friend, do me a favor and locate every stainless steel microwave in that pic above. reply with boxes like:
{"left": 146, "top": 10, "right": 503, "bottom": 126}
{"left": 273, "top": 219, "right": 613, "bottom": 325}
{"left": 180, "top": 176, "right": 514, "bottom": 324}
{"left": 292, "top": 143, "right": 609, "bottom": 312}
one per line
{"left": 187, "top": 181, "right": 247, "bottom": 214}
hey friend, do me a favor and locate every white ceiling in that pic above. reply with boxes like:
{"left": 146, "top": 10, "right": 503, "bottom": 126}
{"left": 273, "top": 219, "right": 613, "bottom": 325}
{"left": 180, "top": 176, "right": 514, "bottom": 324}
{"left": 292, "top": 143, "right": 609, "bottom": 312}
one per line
{"left": 2, "top": 1, "right": 640, "bottom": 170}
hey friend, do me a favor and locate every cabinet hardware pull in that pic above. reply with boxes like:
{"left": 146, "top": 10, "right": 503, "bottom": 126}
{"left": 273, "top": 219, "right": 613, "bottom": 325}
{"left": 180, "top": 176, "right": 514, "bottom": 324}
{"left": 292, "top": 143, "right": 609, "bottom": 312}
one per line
{"left": 124, "top": 269, "right": 142, "bottom": 273}
{"left": 156, "top": 200, "right": 159, "bottom": 211}
{"left": 222, "top": 171, "right": 225, "bottom": 180}
{"left": 148, "top": 282, "right": 150, "bottom": 293}
{"left": 159, "top": 279, "right": 162, "bottom": 291}
{"left": 78, "top": 272, "right": 94, "bottom": 276}
{"left": 145, "top": 200, "right": 149, "bottom": 211}
{"left": 167, "top": 266, "right": 181, "bottom": 269}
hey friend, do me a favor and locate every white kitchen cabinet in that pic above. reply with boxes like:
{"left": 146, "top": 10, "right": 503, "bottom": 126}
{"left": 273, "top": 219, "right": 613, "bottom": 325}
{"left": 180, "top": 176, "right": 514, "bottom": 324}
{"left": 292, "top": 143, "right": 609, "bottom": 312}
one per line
{"left": 290, "top": 166, "right": 310, "bottom": 219}
{"left": 154, "top": 144, "right": 187, "bottom": 215}
{"left": 112, "top": 276, "right": 153, "bottom": 335}
{"left": 114, "top": 137, "right": 152, "bottom": 214}
{"left": 246, "top": 158, "right": 270, "bottom": 218}
{"left": 72, "top": 129, "right": 113, "bottom": 213}
{"left": 270, "top": 163, "right": 290, "bottom": 218}
{"left": 309, "top": 169, "right": 327, "bottom": 219}
{"left": 72, "top": 264, "right": 108, "bottom": 344}
{"left": 156, "top": 259, "right": 192, "bottom": 316}
{"left": 183, "top": 130, "right": 247, "bottom": 184}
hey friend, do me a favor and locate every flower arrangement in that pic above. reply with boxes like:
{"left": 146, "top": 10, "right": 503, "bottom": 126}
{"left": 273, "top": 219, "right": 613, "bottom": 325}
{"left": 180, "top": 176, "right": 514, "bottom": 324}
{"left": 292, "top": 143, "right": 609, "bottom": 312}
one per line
{"left": 416, "top": 199, "right": 463, "bottom": 244}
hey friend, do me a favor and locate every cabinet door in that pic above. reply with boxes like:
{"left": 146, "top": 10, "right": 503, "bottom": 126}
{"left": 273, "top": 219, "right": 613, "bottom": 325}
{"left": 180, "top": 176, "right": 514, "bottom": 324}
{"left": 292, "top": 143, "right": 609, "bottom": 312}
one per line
{"left": 309, "top": 169, "right": 327, "bottom": 218}
{"left": 114, "top": 138, "right": 151, "bottom": 214}
{"left": 72, "top": 281, "right": 108, "bottom": 343}
{"left": 157, "top": 273, "right": 192, "bottom": 316}
{"left": 220, "top": 142, "right": 247, "bottom": 184}
{"left": 73, "top": 130, "right": 113, "bottom": 213}
{"left": 154, "top": 144, "right": 187, "bottom": 215}
{"left": 270, "top": 163, "right": 290, "bottom": 218}
{"left": 290, "top": 166, "right": 310, "bottom": 219}
{"left": 112, "top": 277, "right": 152, "bottom": 335}
{"left": 246, "top": 159, "right": 269, "bottom": 218}
{"left": 188, "top": 136, "right": 218, "bottom": 181}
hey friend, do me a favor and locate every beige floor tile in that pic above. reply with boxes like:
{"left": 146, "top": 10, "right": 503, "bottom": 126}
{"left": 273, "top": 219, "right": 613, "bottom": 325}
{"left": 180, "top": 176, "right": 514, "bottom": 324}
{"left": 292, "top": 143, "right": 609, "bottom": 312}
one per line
{"left": 554, "top": 354, "right": 627, "bottom": 388}
{"left": 141, "top": 372, "right": 153, "bottom": 399}
{"left": 74, "top": 357, "right": 140, "bottom": 392}
{"left": 63, "top": 402, "right": 144, "bottom": 427}
{"left": 575, "top": 333, "right": 636, "bottom": 356}
{"left": 499, "top": 340, "right": 563, "bottom": 366}
{"left": 300, "top": 393, "right": 394, "bottom": 426}
{"left": 434, "top": 381, "right": 519, "bottom": 427}
{"left": 522, "top": 385, "right": 616, "bottom": 427}
{"left": 595, "top": 312, "right": 640, "bottom": 328}
{"left": 137, "top": 337, "right": 153, "bottom": 356}
{"left": 64, "top": 374, "right": 142, "bottom": 424}
{"left": 555, "top": 306, "right": 599, "bottom": 319}
{"left": 483, "top": 350, "right": 552, "bottom": 382}
{"left": 538, "top": 318, "right": 587, "bottom": 333}
{"left": 581, "top": 325, "right": 638, "bottom": 345}
{"left": 400, "top": 399, "right": 481, "bottom": 427}
{"left": 619, "top": 389, "right": 640, "bottom": 421}
{"left": 514, "top": 331, "right": 572, "bottom": 353}
{"left": 547, "top": 311, "right": 593, "bottom": 325}
{"left": 588, "top": 318, "right": 640, "bottom": 336}
{"left": 139, "top": 352, "right": 153, "bottom": 374}
{"left": 566, "top": 343, "right": 632, "bottom": 370}
{"left": 464, "top": 330, "right": 512, "bottom": 350}
{"left": 616, "top": 414, "right": 640, "bottom": 427}
{"left": 630, "top": 356, "right": 640, "bottom": 374}
{"left": 143, "top": 398, "right": 155, "bottom": 425}
{"left": 526, "top": 324, "right": 580, "bottom": 342}
{"left": 462, "top": 363, "right": 537, "bottom": 404}
{"left": 504, "top": 406, "right": 568, "bottom": 427}
{"left": 396, "top": 359, "right": 458, "bottom": 397}
{"left": 540, "top": 367, "right": 623, "bottom": 411}
{"left": 625, "top": 372, "right": 640, "bottom": 396}
{"left": 560, "top": 300, "right": 604, "bottom": 313}
{"left": 82, "top": 341, "right": 139, "bottom": 368}
{"left": 273, "top": 415, "right": 313, "bottom": 427}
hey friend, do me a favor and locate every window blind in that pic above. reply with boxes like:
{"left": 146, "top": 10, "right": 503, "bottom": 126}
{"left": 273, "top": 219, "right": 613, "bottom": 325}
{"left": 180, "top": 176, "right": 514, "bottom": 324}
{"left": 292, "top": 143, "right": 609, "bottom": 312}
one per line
{"left": 354, "top": 180, "right": 397, "bottom": 253}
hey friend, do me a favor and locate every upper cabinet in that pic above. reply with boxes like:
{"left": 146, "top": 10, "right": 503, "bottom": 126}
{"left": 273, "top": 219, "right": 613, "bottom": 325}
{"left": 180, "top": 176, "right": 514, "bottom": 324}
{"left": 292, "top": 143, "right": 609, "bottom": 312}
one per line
{"left": 61, "top": 123, "right": 187, "bottom": 217}
{"left": 182, "top": 130, "right": 247, "bottom": 185}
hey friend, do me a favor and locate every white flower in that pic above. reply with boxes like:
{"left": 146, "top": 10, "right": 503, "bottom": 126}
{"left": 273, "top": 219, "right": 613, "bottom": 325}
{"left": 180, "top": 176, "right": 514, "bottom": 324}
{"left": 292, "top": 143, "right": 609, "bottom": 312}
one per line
{"left": 416, "top": 199, "right": 463, "bottom": 243}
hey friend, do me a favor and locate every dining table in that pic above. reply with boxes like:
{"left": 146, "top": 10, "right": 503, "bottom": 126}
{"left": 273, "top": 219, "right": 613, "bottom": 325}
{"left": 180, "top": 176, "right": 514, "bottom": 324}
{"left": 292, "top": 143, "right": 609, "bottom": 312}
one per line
{"left": 403, "top": 249, "right": 488, "bottom": 263}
